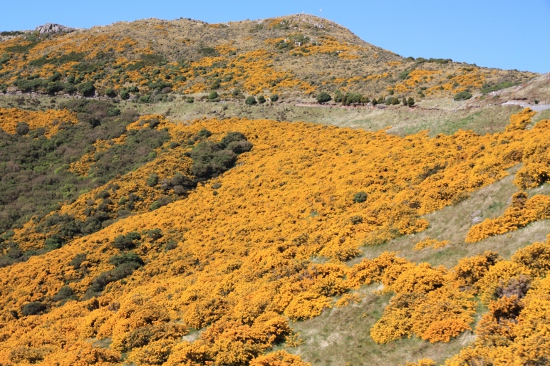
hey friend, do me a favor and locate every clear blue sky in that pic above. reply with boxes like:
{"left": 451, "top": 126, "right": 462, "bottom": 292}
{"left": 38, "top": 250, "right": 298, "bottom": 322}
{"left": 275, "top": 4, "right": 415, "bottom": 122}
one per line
{"left": 2, "top": 1, "right": 549, "bottom": 73}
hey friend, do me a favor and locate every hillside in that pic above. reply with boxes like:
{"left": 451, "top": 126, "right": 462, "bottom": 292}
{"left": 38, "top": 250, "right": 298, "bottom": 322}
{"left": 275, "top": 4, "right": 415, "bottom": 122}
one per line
{"left": 1, "top": 14, "right": 550, "bottom": 366}
{"left": 0, "top": 14, "right": 539, "bottom": 103}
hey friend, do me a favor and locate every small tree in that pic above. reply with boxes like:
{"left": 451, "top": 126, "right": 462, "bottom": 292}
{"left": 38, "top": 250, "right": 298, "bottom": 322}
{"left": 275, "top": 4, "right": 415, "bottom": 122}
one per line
{"left": 270, "top": 94, "right": 279, "bottom": 102}
{"left": 316, "top": 92, "right": 332, "bottom": 104}
{"left": 407, "top": 97, "right": 415, "bottom": 107}
{"left": 245, "top": 96, "right": 257, "bottom": 105}
{"left": 257, "top": 95, "right": 266, "bottom": 104}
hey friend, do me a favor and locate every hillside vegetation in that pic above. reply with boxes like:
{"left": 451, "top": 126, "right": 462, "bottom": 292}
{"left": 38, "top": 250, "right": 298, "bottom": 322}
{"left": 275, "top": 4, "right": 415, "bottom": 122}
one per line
{"left": 0, "top": 103, "right": 549, "bottom": 365}
{"left": 0, "top": 14, "right": 538, "bottom": 104}
{"left": 1, "top": 13, "right": 550, "bottom": 366}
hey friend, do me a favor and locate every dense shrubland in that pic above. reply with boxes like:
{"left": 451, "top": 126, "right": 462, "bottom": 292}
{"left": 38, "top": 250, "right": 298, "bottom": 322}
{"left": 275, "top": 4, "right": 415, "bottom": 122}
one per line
{"left": 0, "top": 106, "right": 548, "bottom": 364}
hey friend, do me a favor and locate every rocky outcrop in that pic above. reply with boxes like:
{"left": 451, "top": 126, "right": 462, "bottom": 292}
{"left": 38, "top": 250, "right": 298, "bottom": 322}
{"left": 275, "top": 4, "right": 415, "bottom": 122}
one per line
{"left": 35, "top": 23, "right": 74, "bottom": 35}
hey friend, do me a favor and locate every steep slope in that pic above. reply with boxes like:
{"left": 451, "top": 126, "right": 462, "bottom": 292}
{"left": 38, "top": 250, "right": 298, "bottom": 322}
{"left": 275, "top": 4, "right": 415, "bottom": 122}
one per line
{"left": 0, "top": 109, "right": 549, "bottom": 364}
{"left": 0, "top": 14, "right": 537, "bottom": 103}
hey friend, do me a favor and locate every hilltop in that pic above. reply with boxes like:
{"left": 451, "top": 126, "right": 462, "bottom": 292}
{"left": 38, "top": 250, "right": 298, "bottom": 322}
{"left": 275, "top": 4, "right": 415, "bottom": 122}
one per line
{"left": 0, "top": 14, "right": 539, "bottom": 103}
{"left": 0, "top": 14, "right": 549, "bottom": 366}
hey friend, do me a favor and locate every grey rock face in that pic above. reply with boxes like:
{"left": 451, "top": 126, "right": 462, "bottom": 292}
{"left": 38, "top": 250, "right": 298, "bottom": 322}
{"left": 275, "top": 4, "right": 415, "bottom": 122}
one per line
{"left": 35, "top": 23, "right": 74, "bottom": 35}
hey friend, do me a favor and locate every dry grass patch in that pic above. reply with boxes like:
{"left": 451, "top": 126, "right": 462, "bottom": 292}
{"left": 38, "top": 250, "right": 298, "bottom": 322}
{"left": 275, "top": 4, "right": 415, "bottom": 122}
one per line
{"left": 289, "top": 287, "right": 471, "bottom": 366}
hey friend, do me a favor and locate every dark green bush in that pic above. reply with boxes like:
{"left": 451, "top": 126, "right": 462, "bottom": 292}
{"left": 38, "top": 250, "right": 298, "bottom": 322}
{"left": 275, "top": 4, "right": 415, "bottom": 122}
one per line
{"left": 343, "top": 92, "right": 363, "bottom": 106}
{"left": 188, "top": 142, "right": 237, "bottom": 179}
{"left": 208, "top": 91, "right": 219, "bottom": 101}
{"left": 245, "top": 96, "right": 257, "bottom": 105}
{"left": 70, "top": 253, "right": 87, "bottom": 270}
{"left": 146, "top": 173, "right": 159, "bottom": 187}
{"left": 353, "top": 191, "right": 368, "bottom": 203}
{"left": 270, "top": 94, "right": 279, "bottom": 102}
{"left": 105, "top": 88, "right": 116, "bottom": 98}
{"left": 120, "top": 89, "right": 130, "bottom": 100}
{"left": 16, "top": 122, "right": 29, "bottom": 136}
{"left": 316, "top": 92, "right": 332, "bottom": 104}
{"left": 113, "top": 231, "right": 141, "bottom": 250}
{"left": 257, "top": 95, "right": 266, "bottom": 104}
{"left": 198, "top": 47, "right": 219, "bottom": 57}
{"left": 196, "top": 128, "right": 212, "bottom": 139}
{"left": 219, "top": 132, "right": 247, "bottom": 149}
{"left": 53, "top": 285, "right": 75, "bottom": 301}
{"left": 454, "top": 91, "right": 472, "bottom": 101}
{"left": 21, "top": 301, "right": 46, "bottom": 316}
{"left": 147, "top": 229, "right": 163, "bottom": 241}
{"left": 149, "top": 196, "right": 172, "bottom": 211}
{"left": 77, "top": 82, "right": 95, "bottom": 97}
{"left": 44, "top": 236, "right": 63, "bottom": 250}
{"left": 226, "top": 140, "right": 253, "bottom": 154}
{"left": 109, "top": 252, "right": 144, "bottom": 267}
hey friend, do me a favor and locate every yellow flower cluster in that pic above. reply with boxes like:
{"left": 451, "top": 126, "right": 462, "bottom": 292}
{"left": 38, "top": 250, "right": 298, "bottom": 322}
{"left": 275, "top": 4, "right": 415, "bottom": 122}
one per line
{"left": 0, "top": 107, "right": 77, "bottom": 137}
{"left": 0, "top": 107, "right": 549, "bottom": 363}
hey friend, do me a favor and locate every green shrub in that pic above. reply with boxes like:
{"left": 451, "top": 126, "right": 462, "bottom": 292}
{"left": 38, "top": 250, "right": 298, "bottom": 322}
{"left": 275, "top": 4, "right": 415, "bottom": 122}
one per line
{"left": 53, "top": 286, "right": 75, "bottom": 302}
{"left": 165, "top": 241, "right": 177, "bottom": 251}
{"left": 398, "top": 70, "right": 411, "bottom": 80}
{"left": 120, "top": 89, "right": 130, "bottom": 100}
{"left": 334, "top": 90, "right": 344, "bottom": 103}
{"left": 44, "top": 236, "right": 63, "bottom": 250}
{"left": 454, "top": 91, "right": 472, "bottom": 101}
{"left": 188, "top": 142, "right": 237, "bottom": 179}
{"left": 196, "top": 128, "right": 212, "bottom": 139}
{"left": 146, "top": 173, "right": 159, "bottom": 187}
{"left": 245, "top": 96, "right": 257, "bottom": 105}
{"left": 70, "top": 253, "right": 87, "bottom": 270}
{"left": 208, "top": 91, "right": 219, "bottom": 101}
{"left": 198, "top": 47, "right": 219, "bottom": 57}
{"left": 353, "top": 191, "right": 367, "bottom": 203}
{"left": 270, "top": 94, "right": 279, "bottom": 102}
{"left": 187, "top": 132, "right": 252, "bottom": 179}
{"left": 147, "top": 229, "right": 163, "bottom": 241}
{"left": 105, "top": 88, "right": 116, "bottom": 98}
{"left": 112, "top": 231, "right": 141, "bottom": 250}
{"left": 257, "top": 95, "right": 266, "bottom": 104}
{"left": 210, "top": 79, "right": 221, "bottom": 90}
{"left": 316, "top": 92, "right": 332, "bottom": 104}
{"left": 149, "top": 196, "right": 172, "bottom": 211}
{"left": 219, "top": 132, "right": 247, "bottom": 149}
{"left": 16, "top": 122, "right": 29, "bottom": 136}
{"left": 109, "top": 252, "right": 144, "bottom": 267}
{"left": 342, "top": 92, "right": 363, "bottom": 106}
{"left": 21, "top": 301, "right": 46, "bottom": 316}
{"left": 85, "top": 257, "right": 143, "bottom": 298}
{"left": 77, "top": 82, "right": 95, "bottom": 97}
